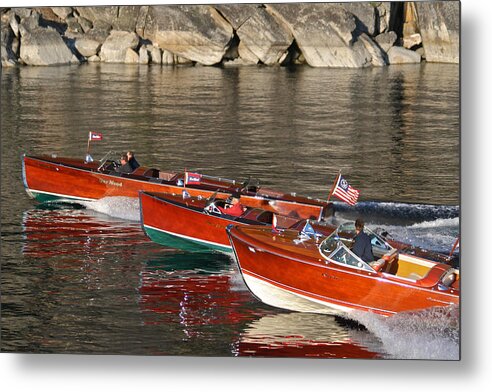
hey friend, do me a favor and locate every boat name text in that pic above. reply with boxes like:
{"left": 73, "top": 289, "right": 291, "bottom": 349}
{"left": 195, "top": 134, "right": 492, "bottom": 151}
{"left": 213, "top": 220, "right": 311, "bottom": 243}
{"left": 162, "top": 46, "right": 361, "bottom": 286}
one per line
{"left": 99, "top": 178, "right": 123, "bottom": 187}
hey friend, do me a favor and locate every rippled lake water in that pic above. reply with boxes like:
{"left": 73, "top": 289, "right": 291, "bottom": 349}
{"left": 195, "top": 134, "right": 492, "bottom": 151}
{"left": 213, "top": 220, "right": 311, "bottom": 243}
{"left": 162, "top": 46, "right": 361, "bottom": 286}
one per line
{"left": 1, "top": 63, "right": 459, "bottom": 359}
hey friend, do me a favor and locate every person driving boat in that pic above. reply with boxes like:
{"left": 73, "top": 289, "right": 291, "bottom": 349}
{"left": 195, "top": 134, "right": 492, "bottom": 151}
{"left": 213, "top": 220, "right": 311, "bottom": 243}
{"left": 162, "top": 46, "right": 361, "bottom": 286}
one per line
{"left": 218, "top": 192, "right": 245, "bottom": 217}
{"left": 351, "top": 218, "right": 374, "bottom": 263}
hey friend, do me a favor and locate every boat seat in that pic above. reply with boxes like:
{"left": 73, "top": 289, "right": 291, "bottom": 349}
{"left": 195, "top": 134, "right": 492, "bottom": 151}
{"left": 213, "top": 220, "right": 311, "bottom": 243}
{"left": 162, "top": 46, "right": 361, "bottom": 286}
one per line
{"left": 143, "top": 168, "right": 159, "bottom": 178}
{"left": 159, "top": 172, "right": 175, "bottom": 181}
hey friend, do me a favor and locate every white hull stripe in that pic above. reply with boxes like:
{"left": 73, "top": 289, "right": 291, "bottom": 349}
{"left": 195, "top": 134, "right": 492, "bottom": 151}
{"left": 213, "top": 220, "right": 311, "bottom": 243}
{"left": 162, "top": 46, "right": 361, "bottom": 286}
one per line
{"left": 28, "top": 188, "right": 96, "bottom": 201}
{"left": 144, "top": 224, "right": 231, "bottom": 250}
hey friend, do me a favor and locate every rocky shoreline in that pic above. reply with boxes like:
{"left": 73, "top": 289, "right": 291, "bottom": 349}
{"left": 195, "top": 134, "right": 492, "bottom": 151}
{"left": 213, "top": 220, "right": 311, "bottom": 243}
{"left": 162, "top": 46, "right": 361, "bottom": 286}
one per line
{"left": 1, "top": 2, "right": 459, "bottom": 68}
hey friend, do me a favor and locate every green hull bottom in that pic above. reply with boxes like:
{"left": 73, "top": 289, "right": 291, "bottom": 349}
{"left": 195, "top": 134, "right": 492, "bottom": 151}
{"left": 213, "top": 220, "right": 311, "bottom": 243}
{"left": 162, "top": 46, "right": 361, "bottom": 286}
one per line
{"left": 28, "top": 190, "right": 87, "bottom": 205}
{"left": 143, "top": 226, "right": 231, "bottom": 253}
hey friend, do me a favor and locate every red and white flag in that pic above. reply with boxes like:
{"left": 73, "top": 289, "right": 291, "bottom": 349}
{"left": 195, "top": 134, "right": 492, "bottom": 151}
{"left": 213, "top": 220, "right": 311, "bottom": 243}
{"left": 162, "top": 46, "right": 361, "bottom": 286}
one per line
{"left": 184, "top": 171, "right": 202, "bottom": 185}
{"left": 331, "top": 174, "right": 360, "bottom": 206}
{"left": 89, "top": 131, "right": 103, "bottom": 141}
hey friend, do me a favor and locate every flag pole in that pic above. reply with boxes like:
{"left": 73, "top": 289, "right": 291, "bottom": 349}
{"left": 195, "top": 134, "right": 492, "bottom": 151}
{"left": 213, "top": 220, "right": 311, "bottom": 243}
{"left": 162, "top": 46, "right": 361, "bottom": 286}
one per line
{"left": 448, "top": 235, "right": 460, "bottom": 258}
{"left": 86, "top": 132, "right": 91, "bottom": 157}
{"left": 327, "top": 171, "right": 341, "bottom": 202}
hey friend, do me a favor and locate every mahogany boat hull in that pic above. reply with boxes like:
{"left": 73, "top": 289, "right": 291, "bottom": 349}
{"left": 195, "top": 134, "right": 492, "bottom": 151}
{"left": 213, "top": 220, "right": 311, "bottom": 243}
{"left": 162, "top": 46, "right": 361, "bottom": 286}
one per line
{"left": 227, "top": 226, "right": 459, "bottom": 317}
{"left": 22, "top": 154, "right": 331, "bottom": 220}
{"left": 139, "top": 191, "right": 277, "bottom": 252}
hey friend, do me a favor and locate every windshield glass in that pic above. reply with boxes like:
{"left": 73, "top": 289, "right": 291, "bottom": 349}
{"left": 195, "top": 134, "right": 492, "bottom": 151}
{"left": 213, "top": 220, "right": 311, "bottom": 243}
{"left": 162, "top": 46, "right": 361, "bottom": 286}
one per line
{"left": 319, "top": 239, "right": 374, "bottom": 271}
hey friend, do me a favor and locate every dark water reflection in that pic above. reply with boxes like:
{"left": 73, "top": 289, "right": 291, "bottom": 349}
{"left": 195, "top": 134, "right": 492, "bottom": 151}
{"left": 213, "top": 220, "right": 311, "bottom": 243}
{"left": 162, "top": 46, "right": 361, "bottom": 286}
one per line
{"left": 1, "top": 63, "right": 459, "bottom": 357}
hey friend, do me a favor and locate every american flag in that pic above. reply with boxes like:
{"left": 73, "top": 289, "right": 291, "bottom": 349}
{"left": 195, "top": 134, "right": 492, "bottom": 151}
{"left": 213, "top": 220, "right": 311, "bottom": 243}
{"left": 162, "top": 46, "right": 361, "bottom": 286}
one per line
{"left": 89, "top": 131, "right": 103, "bottom": 141}
{"left": 184, "top": 171, "right": 202, "bottom": 185}
{"left": 331, "top": 174, "right": 360, "bottom": 206}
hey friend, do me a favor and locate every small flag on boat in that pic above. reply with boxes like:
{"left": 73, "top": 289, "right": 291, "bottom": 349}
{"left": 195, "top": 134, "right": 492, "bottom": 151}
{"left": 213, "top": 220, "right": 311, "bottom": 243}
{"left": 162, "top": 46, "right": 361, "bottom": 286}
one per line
{"left": 184, "top": 171, "right": 202, "bottom": 185}
{"left": 330, "top": 173, "right": 360, "bottom": 206}
{"left": 89, "top": 131, "right": 103, "bottom": 141}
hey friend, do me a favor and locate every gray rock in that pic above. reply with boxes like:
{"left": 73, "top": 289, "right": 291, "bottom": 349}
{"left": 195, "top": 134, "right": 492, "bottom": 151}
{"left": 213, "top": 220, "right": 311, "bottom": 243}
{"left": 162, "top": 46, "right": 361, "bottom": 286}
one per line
{"left": 75, "top": 6, "right": 118, "bottom": 27}
{"left": 375, "top": 2, "right": 391, "bottom": 34}
{"left": 19, "top": 26, "right": 76, "bottom": 65}
{"left": 236, "top": 7, "right": 292, "bottom": 65}
{"left": 387, "top": 46, "right": 421, "bottom": 64}
{"left": 99, "top": 30, "right": 139, "bottom": 63}
{"left": 113, "top": 6, "right": 140, "bottom": 32}
{"left": 11, "top": 36, "right": 20, "bottom": 56}
{"left": 77, "top": 16, "right": 93, "bottom": 33}
{"left": 150, "top": 46, "right": 162, "bottom": 64}
{"left": 415, "top": 1, "right": 459, "bottom": 63}
{"left": 416, "top": 46, "right": 426, "bottom": 60}
{"left": 1, "top": 58, "right": 17, "bottom": 67}
{"left": 66, "top": 16, "right": 83, "bottom": 33}
{"left": 375, "top": 31, "right": 397, "bottom": 53}
{"left": 160, "top": 49, "right": 193, "bottom": 65}
{"left": 51, "top": 7, "right": 72, "bottom": 20}
{"left": 88, "top": 54, "right": 100, "bottom": 62}
{"left": 162, "top": 49, "right": 174, "bottom": 65}
{"left": 18, "top": 13, "right": 40, "bottom": 37}
{"left": 12, "top": 8, "right": 32, "bottom": 19}
{"left": 214, "top": 4, "right": 258, "bottom": 30}
{"left": 341, "top": 2, "right": 377, "bottom": 36}
{"left": 74, "top": 38, "right": 101, "bottom": 57}
{"left": 143, "top": 5, "right": 234, "bottom": 66}
{"left": 139, "top": 47, "right": 149, "bottom": 64}
{"left": 125, "top": 48, "right": 139, "bottom": 64}
{"left": 266, "top": 3, "right": 373, "bottom": 67}
{"left": 403, "top": 33, "right": 422, "bottom": 49}
{"left": 237, "top": 42, "right": 259, "bottom": 64}
{"left": 136, "top": 6, "right": 150, "bottom": 37}
{"left": 358, "top": 33, "right": 387, "bottom": 66}
{"left": 84, "top": 26, "right": 111, "bottom": 45}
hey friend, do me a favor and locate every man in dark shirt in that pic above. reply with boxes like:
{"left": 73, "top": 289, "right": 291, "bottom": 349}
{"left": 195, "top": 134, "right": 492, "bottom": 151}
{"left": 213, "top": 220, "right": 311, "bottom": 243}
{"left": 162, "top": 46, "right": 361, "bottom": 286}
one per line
{"left": 351, "top": 218, "right": 374, "bottom": 263}
{"left": 116, "top": 154, "right": 134, "bottom": 174}
{"left": 127, "top": 151, "right": 140, "bottom": 171}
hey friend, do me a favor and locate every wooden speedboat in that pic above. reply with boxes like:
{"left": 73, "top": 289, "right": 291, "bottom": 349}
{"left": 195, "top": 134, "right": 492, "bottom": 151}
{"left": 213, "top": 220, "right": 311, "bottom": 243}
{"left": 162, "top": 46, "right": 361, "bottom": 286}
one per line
{"left": 290, "top": 220, "right": 459, "bottom": 266}
{"left": 139, "top": 191, "right": 299, "bottom": 252}
{"left": 22, "top": 153, "right": 333, "bottom": 220}
{"left": 227, "top": 223, "right": 460, "bottom": 317}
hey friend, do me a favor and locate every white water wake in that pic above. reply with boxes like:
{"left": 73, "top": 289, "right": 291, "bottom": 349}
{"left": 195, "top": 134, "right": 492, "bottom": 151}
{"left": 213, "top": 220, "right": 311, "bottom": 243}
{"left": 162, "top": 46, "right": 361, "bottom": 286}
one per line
{"left": 376, "top": 217, "right": 459, "bottom": 254}
{"left": 350, "top": 305, "right": 460, "bottom": 360}
{"left": 80, "top": 197, "right": 141, "bottom": 221}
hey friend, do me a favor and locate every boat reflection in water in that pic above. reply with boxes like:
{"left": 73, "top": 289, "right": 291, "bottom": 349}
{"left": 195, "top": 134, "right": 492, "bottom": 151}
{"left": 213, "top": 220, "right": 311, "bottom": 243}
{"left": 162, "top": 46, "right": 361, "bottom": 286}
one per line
{"left": 234, "top": 312, "right": 381, "bottom": 358}
{"left": 17, "top": 204, "right": 415, "bottom": 358}
{"left": 21, "top": 205, "right": 150, "bottom": 260}
{"left": 138, "top": 254, "right": 382, "bottom": 358}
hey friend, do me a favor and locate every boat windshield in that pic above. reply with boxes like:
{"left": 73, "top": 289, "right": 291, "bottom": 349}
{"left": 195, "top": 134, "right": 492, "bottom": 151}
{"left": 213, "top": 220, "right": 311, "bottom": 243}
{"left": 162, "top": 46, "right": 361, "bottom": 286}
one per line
{"left": 319, "top": 239, "right": 374, "bottom": 272}
{"left": 319, "top": 222, "right": 395, "bottom": 272}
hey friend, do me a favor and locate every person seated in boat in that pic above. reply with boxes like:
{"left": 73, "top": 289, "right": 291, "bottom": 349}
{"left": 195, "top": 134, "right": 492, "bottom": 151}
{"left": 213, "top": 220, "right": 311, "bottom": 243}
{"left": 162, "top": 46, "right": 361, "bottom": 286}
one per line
{"left": 218, "top": 192, "right": 245, "bottom": 217}
{"left": 351, "top": 218, "right": 374, "bottom": 263}
{"left": 127, "top": 151, "right": 140, "bottom": 171}
{"left": 116, "top": 153, "right": 134, "bottom": 174}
